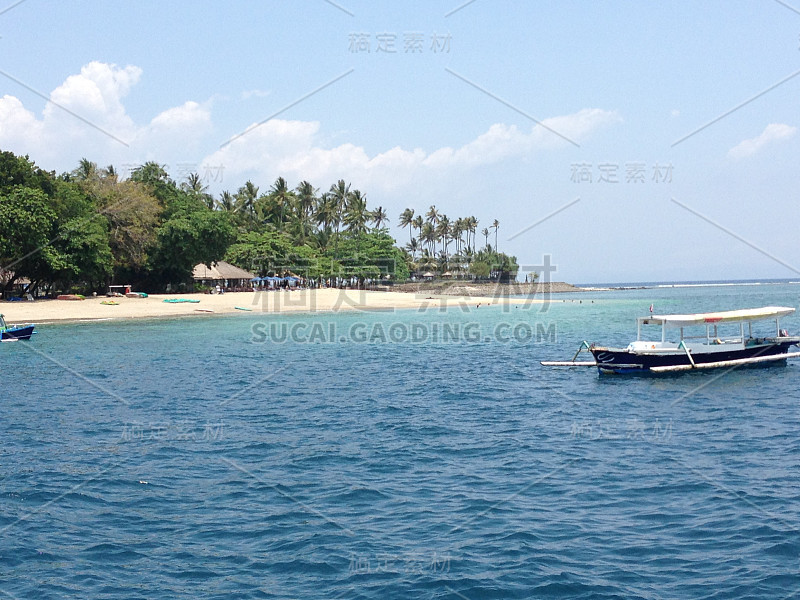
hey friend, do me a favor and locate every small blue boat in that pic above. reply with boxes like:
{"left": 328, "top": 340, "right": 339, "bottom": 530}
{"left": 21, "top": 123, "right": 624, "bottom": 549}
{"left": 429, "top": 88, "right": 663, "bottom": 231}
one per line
{"left": 1, "top": 313, "right": 35, "bottom": 341}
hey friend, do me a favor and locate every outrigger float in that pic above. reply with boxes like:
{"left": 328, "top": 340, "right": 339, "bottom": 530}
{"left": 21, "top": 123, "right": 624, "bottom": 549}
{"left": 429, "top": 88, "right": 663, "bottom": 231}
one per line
{"left": 542, "top": 306, "right": 800, "bottom": 375}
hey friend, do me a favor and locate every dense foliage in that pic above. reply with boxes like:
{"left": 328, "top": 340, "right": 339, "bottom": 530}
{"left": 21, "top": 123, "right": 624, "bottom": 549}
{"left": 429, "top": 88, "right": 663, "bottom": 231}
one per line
{"left": 0, "top": 152, "right": 234, "bottom": 296}
{"left": 0, "top": 149, "right": 518, "bottom": 297}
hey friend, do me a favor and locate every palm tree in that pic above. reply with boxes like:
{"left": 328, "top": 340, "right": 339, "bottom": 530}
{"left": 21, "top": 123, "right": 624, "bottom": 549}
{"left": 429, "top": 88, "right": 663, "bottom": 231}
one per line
{"left": 370, "top": 206, "right": 388, "bottom": 230}
{"left": 421, "top": 222, "right": 436, "bottom": 255}
{"left": 425, "top": 206, "right": 440, "bottom": 254}
{"left": 329, "top": 180, "right": 351, "bottom": 255}
{"left": 314, "top": 192, "right": 339, "bottom": 249}
{"left": 234, "top": 180, "right": 259, "bottom": 221}
{"left": 130, "top": 161, "right": 171, "bottom": 186}
{"left": 399, "top": 208, "right": 415, "bottom": 244}
{"left": 426, "top": 205, "right": 439, "bottom": 226}
{"left": 482, "top": 227, "right": 490, "bottom": 250}
{"left": 344, "top": 189, "right": 368, "bottom": 235}
{"left": 183, "top": 172, "right": 205, "bottom": 194}
{"left": 436, "top": 215, "right": 451, "bottom": 261}
{"left": 218, "top": 190, "right": 235, "bottom": 212}
{"left": 413, "top": 215, "right": 424, "bottom": 245}
{"left": 182, "top": 173, "right": 214, "bottom": 209}
{"left": 295, "top": 181, "right": 318, "bottom": 244}
{"left": 268, "top": 176, "right": 295, "bottom": 231}
{"left": 406, "top": 237, "right": 419, "bottom": 259}
{"left": 103, "top": 165, "right": 118, "bottom": 183}
{"left": 467, "top": 216, "right": 478, "bottom": 253}
{"left": 452, "top": 218, "right": 464, "bottom": 256}
{"left": 418, "top": 249, "right": 437, "bottom": 273}
{"left": 73, "top": 158, "right": 98, "bottom": 181}
{"left": 492, "top": 219, "right": 500, "bottom": 252}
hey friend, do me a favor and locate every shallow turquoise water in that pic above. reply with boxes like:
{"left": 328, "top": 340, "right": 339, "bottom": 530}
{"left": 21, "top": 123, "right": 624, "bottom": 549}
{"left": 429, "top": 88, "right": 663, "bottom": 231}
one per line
{"left": 2, "top": 284, "right": 800, "bottom": 598}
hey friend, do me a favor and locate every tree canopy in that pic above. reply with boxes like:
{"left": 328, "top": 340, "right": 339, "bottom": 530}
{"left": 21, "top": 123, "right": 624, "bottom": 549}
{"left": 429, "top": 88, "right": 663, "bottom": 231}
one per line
{"left": 0, "top": 149, "right": 518, "bottom": 297}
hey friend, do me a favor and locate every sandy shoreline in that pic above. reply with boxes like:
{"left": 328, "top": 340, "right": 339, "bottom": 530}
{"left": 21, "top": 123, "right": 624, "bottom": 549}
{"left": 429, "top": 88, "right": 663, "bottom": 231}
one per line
{"left": 1, "top": 289, "right": 541, "bottom": 324}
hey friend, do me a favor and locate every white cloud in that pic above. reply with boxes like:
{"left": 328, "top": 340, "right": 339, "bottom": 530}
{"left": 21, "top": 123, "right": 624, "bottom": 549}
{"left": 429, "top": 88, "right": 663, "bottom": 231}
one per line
{"left": 0, "top": 61, "right": 621, "bottom": 194}
{"left": 135, "top": 101, "right": 213, "bottom": 160}
{"left": 0, "top": 95, "right": 43, "bottom": 145}
{"left": 0, "top": 61, "right": 211, "bottom": 172}
{"left": 728, "top": 123, "right": 796, "bottom": 159}
{"left": 0, "top": 62, "right": 142, "bottom": 164}
{"left": 204, "top": 108, "right": 621, "bottom": 192}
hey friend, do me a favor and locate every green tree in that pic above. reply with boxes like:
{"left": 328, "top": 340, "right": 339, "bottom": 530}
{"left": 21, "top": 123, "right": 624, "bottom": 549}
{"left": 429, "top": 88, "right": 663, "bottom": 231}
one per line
{"left": 88, "top": 178, "right": 162, "bottom": 279}
{"left": 344, "top": 189, "right": 368, "bottom": 235}
{"left": 50, "top": 180, "right": 113, "bottom": 289}
{"left": 130, "top": 162, "right": 176, "bottom": 206}
{"left": 328, "top": 179, "right": 351, "bottom": 255}
{"left": 294, "top": 181, "right": 318, "bottom": 244}
{"left": 467, "top": 216, "right": 477, "bottom": 253}
{"left": 72, "top": 158, "right": 99, "bottom": 182}
{"left": 0, "top": 187, "right": 66, "bottom": 295}
{"left": 470, "top": 260, "right": 490, "bottom": 279}
{"left": 182, "top": 173, "right": 214, "bottom": 210}
{"left": 234, "top": 180, "right": 259, "bottom": 224}
{"left": 399, "top": 208, "right": 415, "bottom": 244}
{"left": 314, "top": 192, "right": 339, "bottom": 248}
{"left": 413, "top": 215, "right": 424, "bottom": 247}
{"left": 149, "top": 207, "right": 236, "bottom": 286}
{"left": 218, "top": 190, "right": 235, "bottom": 212}
{"left": 0, "top": 151, "right": 55, "bottom": 196}
{"left": 267, "top": 176, "right": 295, "bottom": 231}
{"left": 436, "top": 215, "right": 450, "bottom": 261}
{"left": 420, "top": 222, "right": 435, "bottom": 256}
{"left": 370, "top": 205, "right": 388, "bottom": 230}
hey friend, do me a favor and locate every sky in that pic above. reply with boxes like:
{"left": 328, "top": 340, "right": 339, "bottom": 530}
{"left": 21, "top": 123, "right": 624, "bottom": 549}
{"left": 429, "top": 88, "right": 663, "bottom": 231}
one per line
{"left": 1, "top": 0, "right": 798, "bottom": 284}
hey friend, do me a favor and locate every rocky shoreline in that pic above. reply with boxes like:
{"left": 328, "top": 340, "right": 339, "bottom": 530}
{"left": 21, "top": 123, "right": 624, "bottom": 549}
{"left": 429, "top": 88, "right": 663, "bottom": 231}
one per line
{"left": 388, "top": 281, "right": 595, "bottom": 297}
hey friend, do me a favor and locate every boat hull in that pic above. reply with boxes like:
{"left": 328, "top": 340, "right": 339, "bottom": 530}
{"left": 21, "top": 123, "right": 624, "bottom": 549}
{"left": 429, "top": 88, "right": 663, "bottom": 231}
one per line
{"left": 590, "top": 342, "right": 797, "bottom": 374}
{"left": 1, "top": 325, "right": 35, "bottom": 341}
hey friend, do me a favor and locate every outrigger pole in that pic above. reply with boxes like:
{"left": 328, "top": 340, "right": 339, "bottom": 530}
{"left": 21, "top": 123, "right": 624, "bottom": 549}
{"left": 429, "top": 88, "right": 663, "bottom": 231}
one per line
{"left": 540, "top": 341, "right": 598, "bottom": 367}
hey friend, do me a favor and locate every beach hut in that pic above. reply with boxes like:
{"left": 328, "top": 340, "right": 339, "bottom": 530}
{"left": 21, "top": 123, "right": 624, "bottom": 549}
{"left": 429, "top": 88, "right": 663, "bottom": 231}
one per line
{"left": 192, "top": 261, "right": 256, "bottom": 290}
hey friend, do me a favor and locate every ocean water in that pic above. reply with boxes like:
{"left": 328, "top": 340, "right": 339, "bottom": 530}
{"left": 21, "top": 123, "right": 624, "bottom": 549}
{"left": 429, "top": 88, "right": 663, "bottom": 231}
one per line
{"left": 2, "top": 283, "right": 800, "bottom": 599}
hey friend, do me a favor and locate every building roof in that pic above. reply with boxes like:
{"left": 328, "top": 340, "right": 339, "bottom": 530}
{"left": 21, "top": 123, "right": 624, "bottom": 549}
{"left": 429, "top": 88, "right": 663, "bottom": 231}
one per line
{"left": 192, "top": 261, "right": 255, "bottom": 281}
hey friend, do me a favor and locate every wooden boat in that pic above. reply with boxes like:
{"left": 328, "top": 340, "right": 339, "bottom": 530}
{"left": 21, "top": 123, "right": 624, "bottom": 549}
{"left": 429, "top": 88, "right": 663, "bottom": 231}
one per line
{"left": 543, "top": 306, "right": 800, "bottom": 374}
{"left": 0, "top": 313, "right": 35, "bottom": 341}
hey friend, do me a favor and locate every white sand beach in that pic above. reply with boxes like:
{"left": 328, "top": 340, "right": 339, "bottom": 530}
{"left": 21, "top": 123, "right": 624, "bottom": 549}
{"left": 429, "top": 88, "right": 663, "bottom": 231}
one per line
{"left": 1, "top": 289, "right": 539, "bottom": 324}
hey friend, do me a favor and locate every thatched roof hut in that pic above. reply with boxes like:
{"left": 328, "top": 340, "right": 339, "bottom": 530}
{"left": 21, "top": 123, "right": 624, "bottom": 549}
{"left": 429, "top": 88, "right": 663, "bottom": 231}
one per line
{"left": 192, "top": 261, "right": 255, "bottom": 287}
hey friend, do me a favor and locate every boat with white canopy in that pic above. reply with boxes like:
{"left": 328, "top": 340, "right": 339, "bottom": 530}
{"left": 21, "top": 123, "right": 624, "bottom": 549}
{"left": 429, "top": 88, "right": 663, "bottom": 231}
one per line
{"left": 542, "top": 306, "right": 800, "bottom": 374}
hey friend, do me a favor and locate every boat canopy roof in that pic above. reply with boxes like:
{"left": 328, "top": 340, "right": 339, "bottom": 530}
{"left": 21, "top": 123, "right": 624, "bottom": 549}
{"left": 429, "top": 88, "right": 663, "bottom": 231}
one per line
{"left": 638, "top": 306, "right": 795, "bottom": 328}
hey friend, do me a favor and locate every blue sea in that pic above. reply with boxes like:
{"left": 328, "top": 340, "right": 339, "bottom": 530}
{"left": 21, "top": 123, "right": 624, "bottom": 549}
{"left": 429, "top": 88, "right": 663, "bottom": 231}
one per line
{"left": 3, "top": 282, "right": 800, "bottom": 599}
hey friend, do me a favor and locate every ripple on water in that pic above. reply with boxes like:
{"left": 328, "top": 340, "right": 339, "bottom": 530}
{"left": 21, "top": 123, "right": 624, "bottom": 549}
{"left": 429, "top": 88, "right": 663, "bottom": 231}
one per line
{"left": 4, "top": 287, "right": 800, "bottom": 598}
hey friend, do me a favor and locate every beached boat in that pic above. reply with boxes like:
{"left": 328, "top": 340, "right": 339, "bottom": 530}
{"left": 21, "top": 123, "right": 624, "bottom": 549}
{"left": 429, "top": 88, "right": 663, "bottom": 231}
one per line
{"left": 543, "top": 306, "right": 800, "bottom": 374}
{"left": 0, "top": 313, "right": 35, "bottom": 341}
